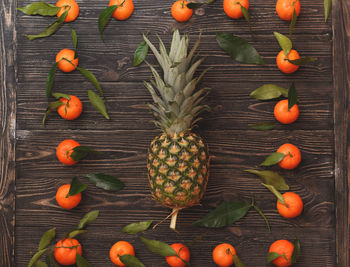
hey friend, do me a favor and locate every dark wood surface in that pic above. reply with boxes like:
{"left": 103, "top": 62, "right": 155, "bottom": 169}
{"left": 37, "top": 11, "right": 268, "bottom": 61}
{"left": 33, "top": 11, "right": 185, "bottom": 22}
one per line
{"left": 0, "top": 0, "right": 349, "bottom": 266}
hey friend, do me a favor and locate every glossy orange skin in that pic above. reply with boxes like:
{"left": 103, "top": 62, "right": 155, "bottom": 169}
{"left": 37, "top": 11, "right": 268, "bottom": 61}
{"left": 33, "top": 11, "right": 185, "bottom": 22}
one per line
{"left": 277, "top": 192, "right": 303, "bottom": 218}
{"left": 57, "top": 95, "right": 83, "bottom": 120}
{"left": 276, "top": 0, "right": 301, "bottom": 21}
{"left": 109, "top": 0, "right": 134, "bottom": 20}
{"left": 109, "top": 241, "right": 135, "bottom": 266}
{"left": 56, "top": 49, "right": 78, "bottom": 73}
{"left": 223, "top": 0, "right": 249, "bottom": 19}
{"left": 212, "top": 243, "right": 236, "bottom": 267}
{"left": 56, "top": 139, "right": 80, "bottom": 166}
{"left": 56, "top": 184, "right": 82, "bottom": 209}
{"left": 166, "top": 243, "right": 190, "bottom": 267}
{"left": 268, "top": 240, "right": 294, "bottom": 267}
{"left": 276, "top": 49, "right": 300, "bottom": 74}
{"left": 277, "top": 143, "right": 301, "bottom": 170}
{"left": 274, "top": 99, "right": 299, "bottom": 124}
{"left": 171, "top": 1, "right": 193, "bottom": 22}
{"left": 56, "top": 0, "right": 79, "bottom": 22}
{"left": 54, "top": 238, "right": 82, "bottom": 265}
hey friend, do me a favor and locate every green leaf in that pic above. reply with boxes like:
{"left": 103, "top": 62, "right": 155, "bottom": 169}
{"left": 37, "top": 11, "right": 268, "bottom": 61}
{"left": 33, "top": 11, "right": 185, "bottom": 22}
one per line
{"left": 139, "top": 236, "right": 176, "bottom": 257}
{"left": 248, "top": 122, "right": 276, "bottom": 131}
{"left": 216, "top": 33, "right": 265, "bottom": 65}
{"left": 71, "top": 28, "right": 78, "bottom": 52}
{"left": 289, "top": 8, "right": 297, "bottom": 35}
{"left": 46, "top": 62, "right": 59, "bottom": 99}
{"left": 266, "top": 252, "right": 281, "bottom": 264}
{"left": 134, "top": 41, "right": 149, "bottom": 66}
{"left": 252, "top": 204, "right": 271, "bottom": 232}
{"left": 70, "top": 145, "right": 101, "bottom": 162}
{"left": 98, "top": 5, "right": 118, "bottom": 41}
{"left": 68, "top": 230, "right": 88, "bottom": 238}
{"left": 324, "top": 0, "right": 332, "bottom": 21}
{"left": 17, "top": 2, "right": 60, "bottom": 16}
{"left": 186, "top": 0, "right": 216, "bottom": 9}
{"left": 288, "top": 82, "right": 298, "bottom": 110}
{"left": 193, "top": 201, "right": 251, "bottom": 228}
{"left": 88, "top": 89, "right": 110, "bottom": 120}
{"left": 240, "top": 5, "right": 252, "bottom": 34}
{"left": 42, "top": 100, "right": 64, "bottom": 126}
{"left": 25, "top": 10, "right": 68, "bottom": 40}
{"left": 28, "top": 248, "right": 48, "bottom": 267}
{"left": 120, "top": 255, "right": 146, "bottom": 267}
{"left": 250, "top": 84, "right": 288, "bottom": 100}
{"left": 78, "top": 210, "right": 99, "bottom": 230}
{"left": 273, "top": 32, "right": 292, "bottom": 56}
{"left": 244, "top": 170, "right": 289, "bottom": 191}
{"left": 35, "top": 260, "right": 48, "bottom": 267}
{"left": 82, "top": 173, "right": 124, "bottom": 191}
{"left": 77, "top": 67, "right": 103, "bottom": 96}
{"left": 260, "top": 152, "right": 286, "bottom": 166}
{"left": 288, "top": 56, "right": 317, "bottom": 66}
{"left": 52, "top": 92, "right": 71, "bottom": 100}
{"left": 76, "top": 253, "right": 91, "bottom": 267}
{"left": 291, "top": 239, "right": 301, "bottom": 264}
{"left": 261, "top": 183, "right": 285, "bottom": 205}
{"left": 122, "top": 220, "right": 153, "bottom": 234}
{"left": 67, "top": 177, "right": 88, "bottom": 197}
{"left": 38, "top": 228, "right": 56, "bottom": 250}
{"left": 45, "top": 253, "right": 61, "bottom": 267}
{"left": 233, "top": 254, "right": 246, "bottom": 267}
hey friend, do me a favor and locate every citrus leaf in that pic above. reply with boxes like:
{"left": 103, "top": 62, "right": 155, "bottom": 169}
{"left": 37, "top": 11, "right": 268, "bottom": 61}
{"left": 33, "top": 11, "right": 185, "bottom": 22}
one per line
{"left": 82, "top": 173, "right": 124, "bottom": 191}
{"left": 77, "top": 67, "right": 103, "bottom": 96}
{"left": 289, "top": 8, "right": 297, "bottom": 35}
{"left": 193, "top": 201, "right": 251, "bottom": 228}
{"left": 42, "top": 100, "right": 64, "bottom": 126}
{"left": 233, "top": 254, "right": 246, "bottom": 267}
{"left": 139, "top": 236, "right": 176, "bottom": 257}
{"left": 98, "top": 5, "right": 118, "bottom": 41}
{"left": 324, "top": 0, "right": 332, "bottom": 21}
{"left": 273, "top": 32, "right": 292, "bottom": 56}
{"left": 87, "top": 89, "right": 110, "bottom": 120}
{"left": 25, "top": 10, "right": 68, "bottom": 40}
{"left": 240, "top": 5, "right": 252, "bottom": 34}
{"left": 78, "top": 210, "right": 99, "bottom": 230}
{"left": 52, "top": 92, "right": 71, "bottom": 100}
{"left": 216, "top": 33, "right": 265, "bottom": 65}
{"left": 134, "top": 40, "right": 149, "bottom": 66}
{"left": 250, "top": 84, "right": 288, "bottom": 100}
{"left": 261, "top": 183, "right": 285, "bottom": 205}
{"left": 38, "top": 228, "right": 56, "bottom": 250}
{"left": 244, "top": 170, "right": 289, "bottom": 191}
{"left": 288, "top": 82, "right": 298, "bottom": 110}
{"left": 35, "top": 260, "right": 48, "bottom": 267}
{"left": 46, "top": 62, "right": 59, "bottom": 99}
{"left": 71, "top": 28, "right": 78, "bottom": 52}
{"left": 67, "top": 177, "right": 87, "bottom": 197}
{"left": 70, "top": 145, "right": 101, "bottom": 162}
{"left": 45, "top": 253, "right": 61, "bottom": 267}
{"left": 28, "top": 248, "right": 48, "bottom": 267}
{"left": 17, "top": 2, "right": 60, "bottom": 16}
{"left": 76, "top": 253, "right": 91, "bottom": 267}
{"left": 291, "top": 239, "right": 301, "bottom": 264}
{"left": 122, "top": 220, "right": 153, "bottom": 234}
{"left": 248, "top": 122, "right": 276, "bottom": 131}
{"left": 288, "top": 56, "right": 317, "bottom": 66}
{"left": 187, "top": 0, "right": 216, "bottom": 9}
{"left": 68, "top": 230, "right": 87, "bottom": 238}
{"left": 252, "top": 204, "right": 271, "bottom": 232}
{"left": 267, "top": 252, "right": 282, "bottom": 264}
{"left": 260, "top": 152, "right": 286, "bottom": 166}
{"left": 120, "top": 255, "right": 146, "bottom": 267}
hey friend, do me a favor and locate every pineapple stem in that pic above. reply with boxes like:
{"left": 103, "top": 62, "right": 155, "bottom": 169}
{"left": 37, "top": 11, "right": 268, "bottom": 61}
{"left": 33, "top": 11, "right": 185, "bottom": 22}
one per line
{"left": 170, "top": 208, "right": 179, "bottom": 231}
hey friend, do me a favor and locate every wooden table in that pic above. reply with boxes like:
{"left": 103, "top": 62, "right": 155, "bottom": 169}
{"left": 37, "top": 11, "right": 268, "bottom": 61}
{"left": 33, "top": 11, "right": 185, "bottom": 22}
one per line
{"left": 1, "top": 0, "right": 349, "bottom": 266}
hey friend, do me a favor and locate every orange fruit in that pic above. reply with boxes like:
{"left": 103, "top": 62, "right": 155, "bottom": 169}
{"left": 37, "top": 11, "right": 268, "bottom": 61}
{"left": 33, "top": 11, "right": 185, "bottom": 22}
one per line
{"left": 276, "top": 0, "right": 301, "bottom": 21}
{"left": 276, "top": 49, "right": 300, "bottom": 74}
{"left": 274, "top": 99, "right": 299, "bottom": 124}
{"left": 56, "top": 49, "right": 78, "bottom": 73}
{"left": 277, "top": 192, "right": 303, "bottom": 218}
{"left": 223, "top": 0, "right": 249, "bottom": 19}
{"left": 171, "top": 0, "right": 193, "bottom": 22}
{"left": 57, "top": 95, "right": 83, "bottom": 120}
{"left": 276, "top": 143, "right": 301, "bottom": 170}
{"left": 56, "top": 184, "right": 82, "bottom": 209}
{"left": 166, "top": 243, "right": 190, "bottom": 267}
{"left": 56, "top": 139, "right": 80, "bottom": 166}
{"left": 56, "top": 0, "right": 80, "bottom": 22}
{"left": 54, "top": 238, "right": 82, "bottom": 265}
{"left": 212, "top": 243, "right": 236, "bottom": 267}
{"left": 109, "top": 241, "right": 135, "bottom": 266}
{"left": 268, "top": 239, "right": 294, "bottom": 267}
{"left": 109, "top": 0, "right": 134, "bottom": 20}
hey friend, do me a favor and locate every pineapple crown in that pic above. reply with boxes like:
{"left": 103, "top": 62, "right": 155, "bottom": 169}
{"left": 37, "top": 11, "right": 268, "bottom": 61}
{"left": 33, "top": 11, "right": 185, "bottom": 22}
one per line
{"left": 143, "top": 30, "right": 210, "bottom": 135}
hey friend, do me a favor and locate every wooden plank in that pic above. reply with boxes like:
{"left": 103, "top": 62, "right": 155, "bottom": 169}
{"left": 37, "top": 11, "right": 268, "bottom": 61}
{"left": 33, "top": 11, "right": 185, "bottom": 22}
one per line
{"left": 0, "top": 0, "right": 16, "bottom": 266}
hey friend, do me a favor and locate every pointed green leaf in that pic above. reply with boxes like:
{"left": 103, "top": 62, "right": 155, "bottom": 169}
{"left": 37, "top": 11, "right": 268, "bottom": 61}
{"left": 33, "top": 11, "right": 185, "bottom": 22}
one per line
{"left": 291, "top": 239, "right": 301, "bottom": 264}
{"left": 77, "top": 67, "right": 103, "bottom": 96}
{"left": 288, "top": 82, "right": 298, "bottom": 110}
{"left": 267, "top": 252, "right": 282, "bottom": 264}
{"left": 120, "top": 255, "right": 146, "bottom": 267}
{"left": 70, "top": 145, "right": 101, "bottom": 162}
{"left": 244, "top": 170, "right": 289, "bottom": 191}
{"left": 66, "top": 177, "right": 87, "bottom": 197}
{"left": 46, "top": 62, "right": 59, "bottom": 99}
{"left": 76, "top": 253, "right": 91, "bottom": 267}
{"left": 28, "top": 248, "right": 48, "bottom": 267}
{"left": 52, "top": 92, "right": 71, "bottom": 100}
{"left": 71, "top": 28, "right": 78, "bottom": 52}
{"left": 193, "top": 201, "right": 251, "bottom": 228}
{"left": 324, "top": 0, "right": 332, "bottom": 21}
{"left": 252, "top": 204, "right": 271, "bottom": 232}
{"left": 98, "top": 5, "right": 118, "bottom": 41}
{"left": 240, "top": 5, "right": 252, "bottom": 34}
{"left": 134, "top": 40, "right": 149, "bottom": 66}
{"left": 233, "top": 254, "right": 246, "bottom": 267}
{"left": 261, "top": 183, "right": 285, "bottom": 204}
{"left": 82, "top": 173, "right": 124, "bottom": 191}
{"left": 273, "top": 32, "right": 292, "bottom": 56}
{"left": 78, "top": 210, "right": 99, "bottom": 230}
{"left": 87, "top": 89, "right": 110, "bottom": 119}
{"left": 260, "top": 152, "right": 286, "bottom": 166}
{"left": 42, "top": 100, "right": 64, "bottom": 126}
{"left": 216, "top": 33, "right": 265, "bottom": 65}
{"left": 38, "top": 228, "right": 56, "bottom": 250}
{"left": 250, "top": 84, "right": 288, "bottom": 100}
{"left": 139, "top": 236, "right": 176, "bottom": 257}
{"left": 35, "top": 260, "right": 48, "bottom": 267}
{"left": 289, "top": 8, "right": 297, "bottom": 35}
{"left": 68, "top": 230, "right": 87, "bottom": 238}
{"left": 248, "top": 122, "right": 276, "bottom": 131}
{"left": 17, "top": 2, "right": 60, "bottom": 16}
{"left": 122, "top": 220, "right": 153, "bottom": 234}
{"left": 288, "top": 56, "right": 317, "bottom": 66}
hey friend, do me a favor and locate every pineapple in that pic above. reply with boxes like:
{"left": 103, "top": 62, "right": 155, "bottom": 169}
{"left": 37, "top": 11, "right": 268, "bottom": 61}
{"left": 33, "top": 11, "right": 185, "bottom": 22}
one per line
{"left": 143, "top": 30, "right": 210, "bottom": 230}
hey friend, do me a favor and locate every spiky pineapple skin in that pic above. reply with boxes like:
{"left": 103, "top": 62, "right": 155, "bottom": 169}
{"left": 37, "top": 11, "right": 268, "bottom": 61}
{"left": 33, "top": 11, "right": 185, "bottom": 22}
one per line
{"left": 147, "top": 132, "right": 209, "bottom": 209}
